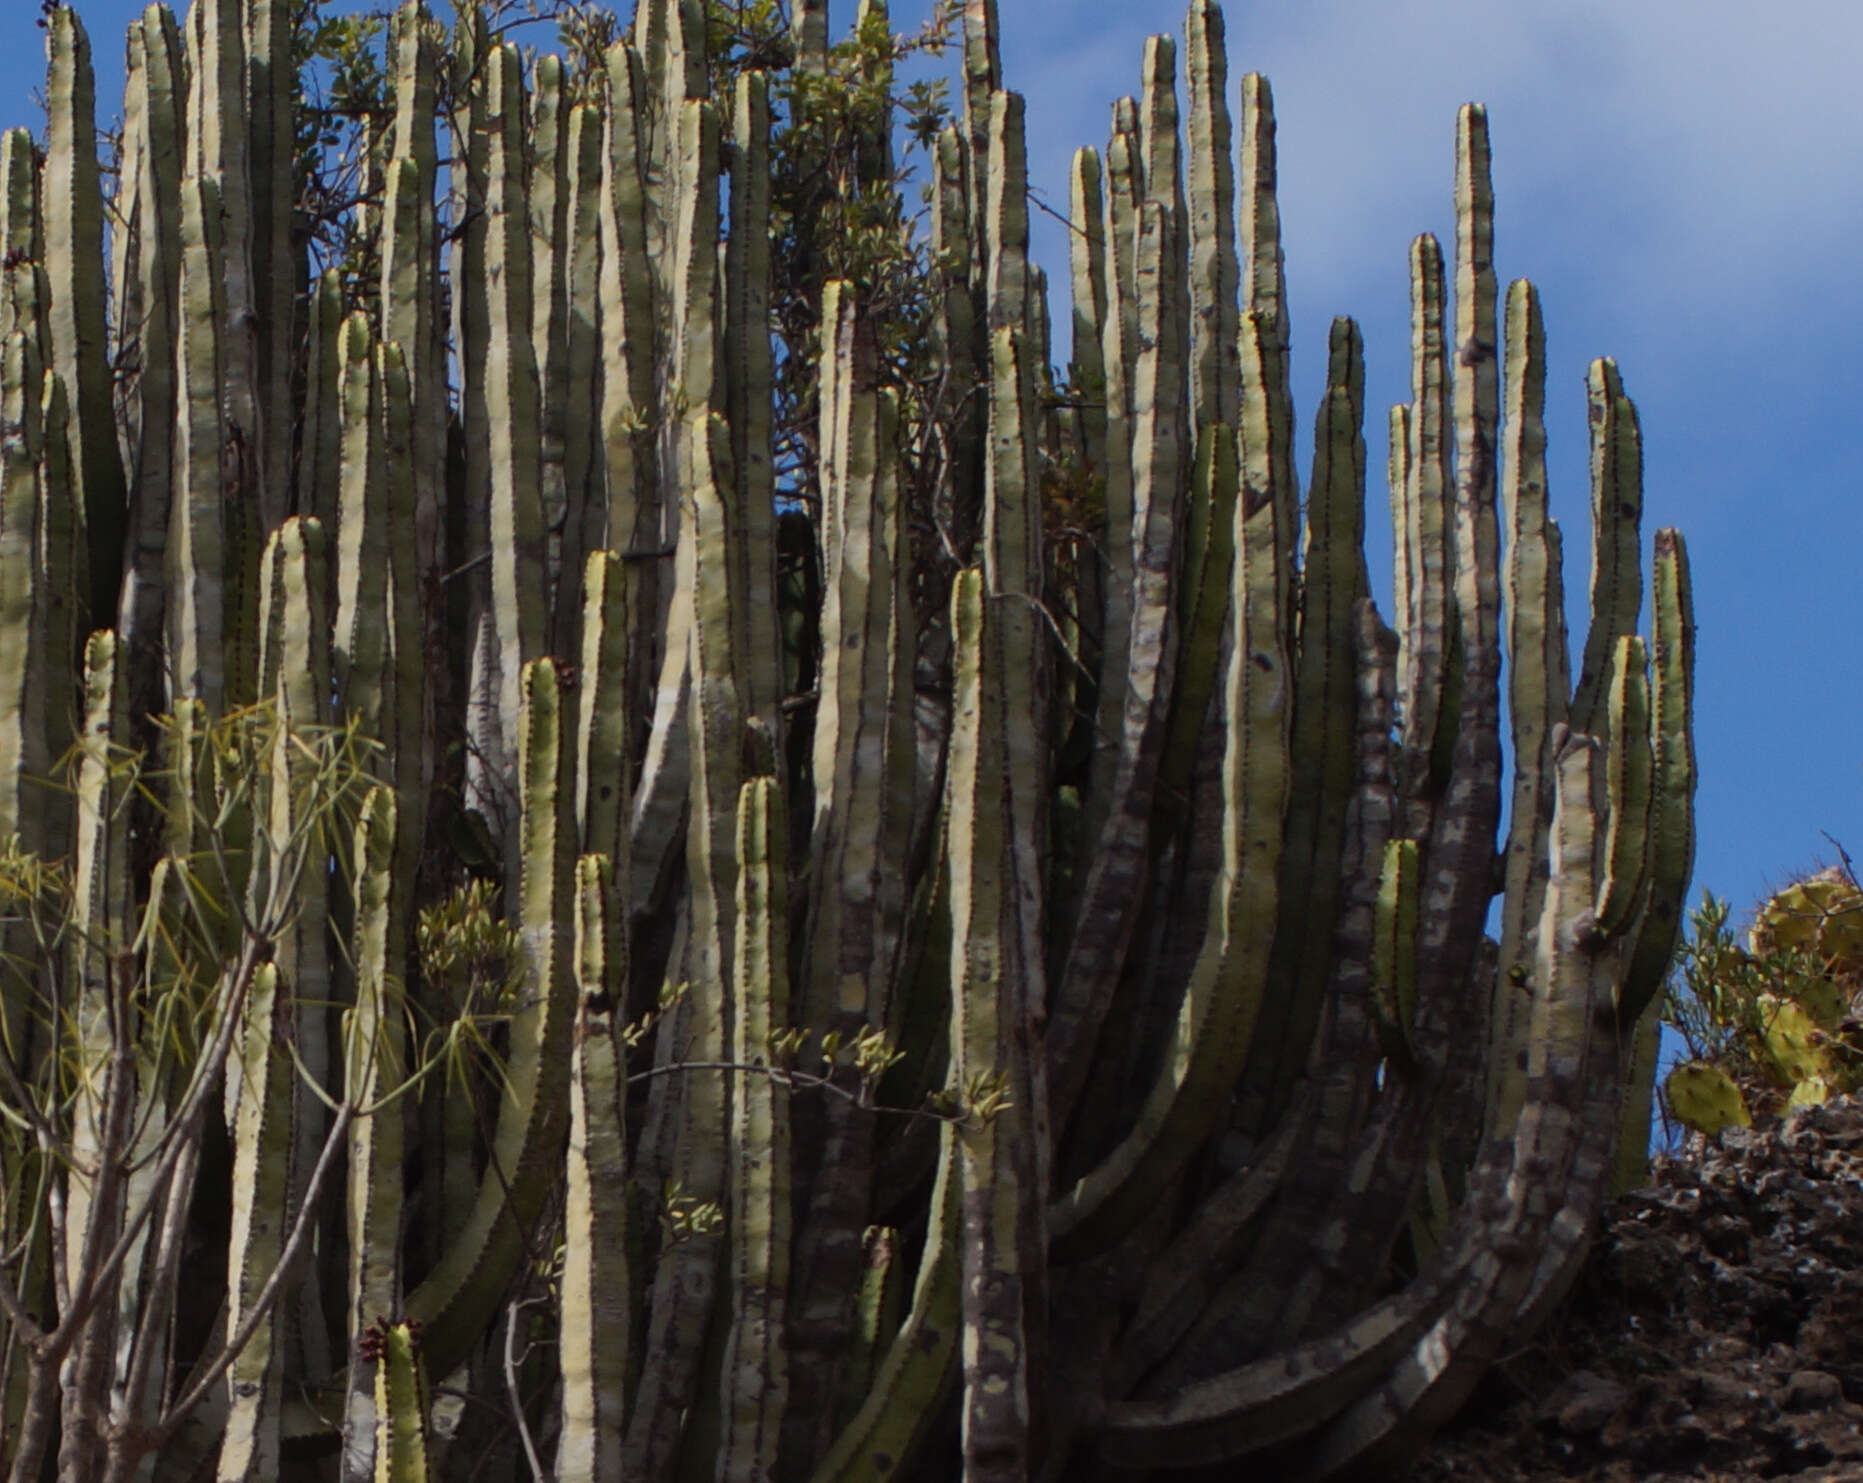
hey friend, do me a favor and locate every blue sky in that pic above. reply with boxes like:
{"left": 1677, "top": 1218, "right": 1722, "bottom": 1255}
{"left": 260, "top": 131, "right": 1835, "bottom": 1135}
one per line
{"left": 5, "top": 0, "right": 1858, "bottom": 936}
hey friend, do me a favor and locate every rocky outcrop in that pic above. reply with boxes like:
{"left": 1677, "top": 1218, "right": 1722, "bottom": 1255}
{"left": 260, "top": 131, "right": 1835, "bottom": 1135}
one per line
{"left": 1408, "top": 1097, "right": 1863, "bottom": 1481}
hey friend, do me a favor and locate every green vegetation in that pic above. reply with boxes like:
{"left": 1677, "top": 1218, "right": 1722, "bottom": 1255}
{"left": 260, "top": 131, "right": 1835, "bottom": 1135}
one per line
{"left": 1662, "top": 870, "right": 1863, "bottom": 1137}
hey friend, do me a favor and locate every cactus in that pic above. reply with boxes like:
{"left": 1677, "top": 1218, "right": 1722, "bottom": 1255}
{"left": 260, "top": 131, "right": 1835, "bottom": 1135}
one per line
{"left": 0, "top": 3, "right": 1699, "bottom": 1480}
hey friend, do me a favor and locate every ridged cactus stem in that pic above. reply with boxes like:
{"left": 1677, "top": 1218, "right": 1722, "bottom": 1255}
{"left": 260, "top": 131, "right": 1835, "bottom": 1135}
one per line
{"left": 1488, "top": 278, "right": 1567, "bottom": 1144}
{"left": 57, "top": 631, "right": 133, "bottom": 1479}
{"left": 168, "top": 174, "right": 227, "bottom": 711}
{"left": 297, "top": 270, "right": 344, "bottom": 533}
{"left": 217, "top": 960, "right": 293, "bottom": 1483}
{"left": 405, "top": 660, "right": 572, "bottom": 1380}
{"left": 946, "top": 567, "right": 1039, "bottom": 1482}
{"left": 1050, "top": 388, "right": 1292, "bottom": 1260}
{"left": 599, "top": 40, "right": 653, "bottom": 563}
{"left": 626, "top": 420, "right": 737, "bottom": 1478}
{"left": 0, "top": 131, "right": 49, "bottom": 360}
{"left": 483, "top": 44, "right": 547, "bottom": 851}
{"left": 1242, "top": 317, "right": 1368, "bottom": 1130}
{"left": 43, "top": 5, "right": 122, "bottom": 625}
{"left": 553, "top": 102, "right": 606, "bottom": 655}
{"left": 575, "top": 551, "right": 632, "bottom": 862}
{"left": 726, "top": 71, "right": 781, "bottom": 731}
{"left": 342, "top": 787, "right": 405, "bottom": 1483}
{"left": 960, "top": 0, "right": 1002, "bottom": 289}
{"left": 1047, "top": 91, "right": 1190, "bottom": 1128}
{"left": 371, "top": 1322, "right": 430, "bottom": 1483}
{"left": 35, "top": 372, "right": 81, "bottom": 823}
{"left": 1570, "top": 358, "right": 1644, "bottom": 738}
{"left": 984, "top": 91, "right": 1029, "bottom": 332}
{"left": 378, "top": 343, "right": 426, "bottom": 898}
{"left": 1291, "top": 729, "right": 1629, "bottom": 1479}
{"left": 184, "top": 0, "right": 259, "bottom": 493}
{"left": 111, "top": 8, "right": 178, "bottom": 730}
{"left": 1238, "top": 72, "right": 1297, "bottom": 626}
{"left": 247, "top": 0, "right": 295, "bottom": 538}
{"left": 1185, "top": 0, "right": 1240, "bottom": 431}
{"left": 787, "top": 347, "right": 911, "bottom": 1472}
{"left": 530, "top": 53, "right": 570, "bottom": 585}
{"left": 1395, "top": 232, "right": 1452, "bottom": 840}
{"left": 383, "top": 2, "right": 442, "bottom": 679}
{"left": 257, "top": 515, "right": 335, "bottom": 1390}
{"left": 556, "top": 855, "right": 630, "bottom": 1483}
{"left": 0, "top": 331, "right": 46, "bottom": 875}
{"left": 791, "top": 0, "right": 827, "bottom": 73}
{"left": 334, "top": 317, "right": 386, "bottom": 737}
{"left": 1618, "top": 529, "right": 1695, "bottom": 1017}
{"left": 718, "top": 778, "right": 793, "bottom": 1482}
{"left": 1593, "top": 635, "right": 1652, "bottom": 934}
{"left": 809, "top": 1130, "right": 962, "bottom": 1483}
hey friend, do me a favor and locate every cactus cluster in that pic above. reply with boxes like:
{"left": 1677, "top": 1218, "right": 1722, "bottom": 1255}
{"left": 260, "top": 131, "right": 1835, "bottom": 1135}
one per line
{"left": 0, "top": 0, "right": 1694, "bottom": 1479}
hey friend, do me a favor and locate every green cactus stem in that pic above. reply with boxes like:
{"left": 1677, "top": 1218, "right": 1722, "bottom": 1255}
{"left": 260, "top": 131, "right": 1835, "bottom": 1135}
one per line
{"left": 43, "top": 5, "right": 121, "bottom": 625}
{"left": 557, "top": 854, "right": 630, "bottom": 1483}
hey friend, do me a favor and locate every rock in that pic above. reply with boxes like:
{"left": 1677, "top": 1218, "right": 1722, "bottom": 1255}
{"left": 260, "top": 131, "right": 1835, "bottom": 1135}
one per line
{"left": 1537, "top": 1370, "right": 1627, "bottom": 1436}
{"left": 1400, "top": 1094, "right": 1863, "bottom": 1481}
{"left": 1785, "top": 1369, "right": 1845, "bottom": 1412}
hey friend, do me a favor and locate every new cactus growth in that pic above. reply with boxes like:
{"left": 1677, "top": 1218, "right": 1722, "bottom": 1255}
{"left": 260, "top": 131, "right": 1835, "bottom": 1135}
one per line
{"left": 0, "top": 2, "right": 1696, "bottom": 1479}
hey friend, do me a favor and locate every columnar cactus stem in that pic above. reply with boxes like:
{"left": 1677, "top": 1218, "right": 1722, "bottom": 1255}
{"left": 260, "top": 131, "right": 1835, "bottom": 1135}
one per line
{"left": 557, "top": 854, "right": 630, "bottom": 1483}
{"left": 1047, "top": 66, "right": 1191, "bottom": 1132}
{"left": 116, "top": 6, "right": 182, "bottom": 721}
{"left": 35, "top": 372, "right": 81, "bottom": 790}
{"left": 946, "top": 566, "right": 1039, "bottom": 1483}
{"left": 483, "top": 44, "right": 547, "bottom": 847}
{"left": 1237, "top": 73, "right": 1297, "bottom": 627}
{"left": 383, "top": 2, "right": 442, "bottom": 659}
{"left": 1394, "top": 232, "right": 1452, "bottom": 840}
{"left": 1184, "top": 0, "right": 1239, "bottom": 432}
{"left": 1488, "top": 278, "right": 1567, "bottom": 1141}
{"left": 575, "top": 551, "right": 632, "bottom": 863}
{"left": 247, "top": 0, "right": 294, "bottom": 537}
{"left": 342, "top": 786, "right": 404, "bottom": 1483}
{"left": 726, "top": 71, "right": 781, "bottom": 731}
{"left": 218, "top": 961, "right": 292, "bottom": 1483}
{"left": 169, "top": 174, "right": 227, "bottom": 711}
{"left": 599, "top": 39, "right": 653, "bottom": 561}
{"left": 62, "top": 631, "right": 127, "bottom": 1315}
{"left": 960, "top": 0, "right": 1001, "bottom": 289}
{"left": 1246, "top": 318, "right": 1369, "bottom": 1125}
{"left": 1594, "top": 635, "right": 1652, "bottom": 935}
{"left": 1571, "top": 358, "right": 1644, "bottom": 737}
{"left": 530, "top": 53, "right": 570, "bottom": 578}
{"left": 184, "top": 0, "right": 264, "bottom": 562}
{"left": 0, "top": 331, "right": 47, "bottom": 860}
{"left": 1050, "top": 358, "right": 1292, "bottom": 1259}
{"left": 298, "top": 270, "right": 344, "bottom": 533}
{"left": 787, "top": 292, "right": 911, "bottom": 1471}
{"left": 718, "top": 777, "right": 793, "bottom": 1482}
{"left": 334, "top": 317, "right": 386, "bottom": 736}
{"left": 0, "top": 132, "right": 48, "bottom": 359}
{"left": 810, "top": 1136, "right": 962, "bottom": 1483}
{"left": 406, "top": 660, "right": 572, "bottom": 1379}
{"left": 257, "top": 515, "right": 335, "bottom": 1386}
{"left": 1618, "top": 529, "right": 1695, "bottom": 1017}
{"left": 371, "top": 1322, "right": 430, "bottom": 1483}
{"left": 552, "top": 102, "right": 606, "bottom": 654}
{"left": 43, "top": 6, "right": 121, "bottom": 622}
